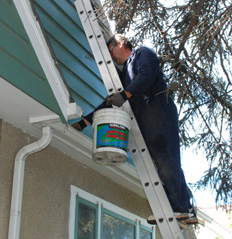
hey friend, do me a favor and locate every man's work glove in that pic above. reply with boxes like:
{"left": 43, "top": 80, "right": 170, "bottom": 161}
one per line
{"left": 72, "top": 119, "right": 88, "bottom": 131}
{"left": 106, "top": 91, "right": 130, "bottom": 107}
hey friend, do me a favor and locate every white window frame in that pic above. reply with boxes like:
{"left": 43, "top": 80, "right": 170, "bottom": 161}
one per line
{"left": 69, "top": 185, "right": 155, "bottom": 239}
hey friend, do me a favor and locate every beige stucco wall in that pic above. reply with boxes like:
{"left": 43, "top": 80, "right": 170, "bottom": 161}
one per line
{"left": 0, "top": 120, "right": 151, "bottom": 239}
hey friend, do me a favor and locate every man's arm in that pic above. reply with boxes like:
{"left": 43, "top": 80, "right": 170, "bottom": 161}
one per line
{"left": 72, "top": 100, "right": 112, "bottom": 131}
{"left": 125, "top": 47, "right": 161, "bottom": 96}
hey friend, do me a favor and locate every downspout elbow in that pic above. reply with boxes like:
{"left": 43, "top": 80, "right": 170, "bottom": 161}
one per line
{"left": 8, "top": 126, "right": 53, "bottom": 239}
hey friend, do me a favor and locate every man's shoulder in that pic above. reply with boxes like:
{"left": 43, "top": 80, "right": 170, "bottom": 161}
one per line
{"left": 132, "top": 46, "right": 158, "bottom": 61}
{"left": 135, "top": 46, "right": 156, "bottom": 55}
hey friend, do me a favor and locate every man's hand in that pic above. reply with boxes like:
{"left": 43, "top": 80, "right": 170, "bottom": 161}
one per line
{"left": 72, "top": 118, "right": 89, "bottom": 131}
{"left": 106, "top": 92, "right": 126, "bottom": 107}
{"left": 72, "top": 122, "right": 83, "bottom": 131}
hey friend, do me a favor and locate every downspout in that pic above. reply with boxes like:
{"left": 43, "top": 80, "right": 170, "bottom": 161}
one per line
{"left": 8, "top": 126, "right": 53, "bottom": 239}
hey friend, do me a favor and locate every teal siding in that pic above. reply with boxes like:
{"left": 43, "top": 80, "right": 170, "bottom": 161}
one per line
{"left": 34, "top": 0, "right": 107, "bottom": 137}
{"left": 33, "top": 0, "right": 134, "bottom": 165}
{"left": 0, "top": 0, "right": 65, "bottom": 122}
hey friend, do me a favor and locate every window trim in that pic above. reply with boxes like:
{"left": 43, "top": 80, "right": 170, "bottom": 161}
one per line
{"left": 69, "top": 185, "right": 155, "bottom": 239}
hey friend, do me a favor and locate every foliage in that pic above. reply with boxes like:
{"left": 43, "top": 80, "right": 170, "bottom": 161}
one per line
{"left": 101, "top": 0, "right": 232, "bottom": 206}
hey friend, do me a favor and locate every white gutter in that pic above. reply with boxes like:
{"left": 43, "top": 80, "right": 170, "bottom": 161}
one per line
{"left": 8, "top": 126, "right": 53, "bottom": 239}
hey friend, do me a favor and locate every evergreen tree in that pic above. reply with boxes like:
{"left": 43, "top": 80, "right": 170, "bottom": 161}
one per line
{"left": 102, "top": 0, "right": 232, "bottom": 207}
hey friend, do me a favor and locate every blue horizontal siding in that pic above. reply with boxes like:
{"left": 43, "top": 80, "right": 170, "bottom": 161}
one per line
{"left": 34, "top": 0, "right": 108, "bottom": 138}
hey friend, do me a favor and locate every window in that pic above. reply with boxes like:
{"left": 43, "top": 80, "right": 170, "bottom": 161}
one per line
{"left": 75, "top": 199, "right": 97, "bottom": 239}
{"left": 102, "top": 209, "right": 135, "bottom": 239}
{"left": 69, "top": 186, "right": 155, "bottom": 239}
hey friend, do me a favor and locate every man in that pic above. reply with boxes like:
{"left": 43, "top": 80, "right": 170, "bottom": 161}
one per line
{"left": 72, "top": 34, "right": 197, "bottom": 224}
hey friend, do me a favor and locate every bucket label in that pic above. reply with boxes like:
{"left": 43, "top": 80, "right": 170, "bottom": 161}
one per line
{"left": 96, "top": 123, "right": 129, "bottom": 152}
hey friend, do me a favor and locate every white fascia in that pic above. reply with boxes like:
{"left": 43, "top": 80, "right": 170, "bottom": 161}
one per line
{"left": 49, "top": 122, "right": 145, "bottom": 198}
{"left": 13, "top": 0, "right": 83, "bottom": 121}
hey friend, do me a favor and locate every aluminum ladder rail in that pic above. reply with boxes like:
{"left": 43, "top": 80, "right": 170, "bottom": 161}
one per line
{"left": 75, "top": 0, "right": 187, "bottom": 238}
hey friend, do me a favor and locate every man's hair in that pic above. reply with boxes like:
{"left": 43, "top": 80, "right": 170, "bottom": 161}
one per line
{"left": 107, "top": 34, "right": 133, "bottom": 50}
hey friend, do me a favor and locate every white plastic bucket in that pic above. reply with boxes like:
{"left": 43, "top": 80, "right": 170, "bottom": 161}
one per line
{"left": 92, "top": 108, "right": 131, "bottom": 163}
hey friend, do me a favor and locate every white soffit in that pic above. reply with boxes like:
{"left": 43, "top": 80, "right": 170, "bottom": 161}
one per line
{"left": 0, "top": 77, "right": 58, "bottom": 137}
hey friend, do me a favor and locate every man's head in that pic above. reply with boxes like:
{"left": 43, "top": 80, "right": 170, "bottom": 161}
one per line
{"left": 107, "top": 34, "right": 133, "bottom": 65}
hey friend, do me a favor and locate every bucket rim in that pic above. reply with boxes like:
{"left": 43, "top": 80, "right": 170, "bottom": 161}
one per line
{"left": 93, "top": 109, "right": 131, "bottom": 129}
{"left": 93, "top": 108, "right": 131, "bottom": 119}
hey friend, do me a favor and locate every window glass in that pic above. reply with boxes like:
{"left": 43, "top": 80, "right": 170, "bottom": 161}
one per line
{"left": 140, "top": 228, "right": 152, "bottom": 239}
{"left": 102, "top": 213, "right": 135, "bottom": 239}
{"left": 77, "top": 202, "right": 96, "bottom": 239}
{"left": 72, "top": 186, "right": 154, "bottom": 239}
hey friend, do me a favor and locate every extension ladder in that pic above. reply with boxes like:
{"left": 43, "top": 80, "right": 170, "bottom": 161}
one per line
{"left": 74, "top": 1, "right": 196, "bottom": 238}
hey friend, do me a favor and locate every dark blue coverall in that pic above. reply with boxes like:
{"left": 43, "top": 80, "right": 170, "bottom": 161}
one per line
{"left": 86, "top": 46, "right": 191, "bottom": 213}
